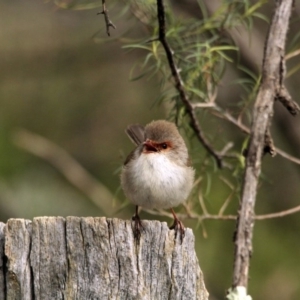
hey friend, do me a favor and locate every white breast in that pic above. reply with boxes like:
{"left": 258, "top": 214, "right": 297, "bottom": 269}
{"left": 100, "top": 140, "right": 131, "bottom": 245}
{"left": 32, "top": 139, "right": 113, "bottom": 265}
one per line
{"left": 121, "top": 152, "right": 194, "bottom": 209}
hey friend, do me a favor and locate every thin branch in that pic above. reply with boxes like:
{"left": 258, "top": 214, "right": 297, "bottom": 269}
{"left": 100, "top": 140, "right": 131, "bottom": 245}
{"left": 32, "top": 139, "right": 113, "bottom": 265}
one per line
{"left": 192, "top": 103, "right": 216, "bottom": 108}
{"left": 156, "top": 0, "right": 223, "bottom": 168}
{"left": 144, "top": 203, "right": 300, "bottom": 222}
{"left": 210, "top": 106, "right": 251, "bottom": 134}
{"left": 97, "top": 0, "right": 116, "bottom": 36}
{"left": 219, "top": 142, "right": 234, "bottom": 156}
{"left": 276, "top": 85, "right": 300, "bottom": 116}
{"left": 255, "top": 204, "right": 300, "bottom": 220}
{"left": 196, "top": 104, "right": 300, "bottom": 165}
{"left": 143, "top": 208, "right": 237, "bottom": 221}
{"left": 218, "top": 176, "right": 235, "bottom": 216}
{"left": 275, "top": 147, "right": 300, "bottom": 164}
{"left": 182, "top": 202, "right": 194, "bottom": 218}
{"left": 12, "top": 129, "right": 115, "bottom": 216}
{"left": 198, "top": 189, "right": 209, "bottom": 216}
{"left": 285, "top": 48, "right": 300, "bottom": 60}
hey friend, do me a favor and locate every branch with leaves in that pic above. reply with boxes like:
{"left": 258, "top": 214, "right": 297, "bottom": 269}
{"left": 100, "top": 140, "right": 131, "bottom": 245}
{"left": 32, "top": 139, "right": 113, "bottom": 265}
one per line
{"left": 156, "top": 0, "right": 223, "bottom": 168}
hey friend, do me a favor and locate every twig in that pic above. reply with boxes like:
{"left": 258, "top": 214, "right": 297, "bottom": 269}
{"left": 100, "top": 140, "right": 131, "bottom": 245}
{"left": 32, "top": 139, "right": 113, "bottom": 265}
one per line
{"left": 285, "top": 48, "right": 300, "bottom": 60}
{"left": 198, "top": 189, "right": 209, "bottom": 216}
{"left": 143, "top": 208, "right": 237, "bottom": 221}
{"left": 275, "top": 147, "right": 300, "bottom": 165}
{"left": 276, "top": 85, "right": 300, "bottom": 116}
{"left": 156, "top": 0, "right": 223, "bottom": 168}
{"left": 182, "top": 202, "right": 193, "bottom": 218}
{"left": 232, "top": 0, "right": 294, "bottom": 290}
{"left": 192, "top": 103, "right": 216, "bottom": 108}
{"left": 255, "top": 204, "right": 300, "bottom": 220}
{"left": 219, "top": 142, "right": 234, "bottom": 156}
{"left": 12, "top": 129, "right": 115, "bottom": 216}
{"left": 218, "top": 176, "right": 235, "bottom": 216}
{"left": 144, "top": 203, "right": 300, "bottom": 222}
{"left": 199, "top": 104, "right": 300, "bottom": 165}
{"left": 97, "top": 0, "right": 116, "bottom": 36}
{"left": 210, "top": 107, "right": 250, "bottom": 134}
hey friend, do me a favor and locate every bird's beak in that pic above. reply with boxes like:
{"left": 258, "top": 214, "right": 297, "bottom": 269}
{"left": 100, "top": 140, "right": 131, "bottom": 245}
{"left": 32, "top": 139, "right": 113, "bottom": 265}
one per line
{"left": 143, "top": 140, "right": 158, "bottom": 153}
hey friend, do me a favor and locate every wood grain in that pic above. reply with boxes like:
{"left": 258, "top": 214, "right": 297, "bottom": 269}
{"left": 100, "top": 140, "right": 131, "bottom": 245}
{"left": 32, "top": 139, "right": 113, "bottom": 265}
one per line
{"left": 0, "top": 217, "right": 208, "bottom": 300}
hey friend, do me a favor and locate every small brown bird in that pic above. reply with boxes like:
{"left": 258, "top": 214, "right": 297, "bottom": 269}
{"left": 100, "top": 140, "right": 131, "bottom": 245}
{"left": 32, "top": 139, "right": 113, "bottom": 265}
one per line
{"left": 121, "top": 120, "right": 195, "bottom": 241}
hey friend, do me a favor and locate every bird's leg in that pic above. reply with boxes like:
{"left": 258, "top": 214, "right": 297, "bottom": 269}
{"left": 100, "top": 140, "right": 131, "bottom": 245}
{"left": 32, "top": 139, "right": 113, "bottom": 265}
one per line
{"left": 132, "top": 205, "right": 144, "bottom": 242}
{"left": 170, "top": 208, "right": 185, "bottom": 243}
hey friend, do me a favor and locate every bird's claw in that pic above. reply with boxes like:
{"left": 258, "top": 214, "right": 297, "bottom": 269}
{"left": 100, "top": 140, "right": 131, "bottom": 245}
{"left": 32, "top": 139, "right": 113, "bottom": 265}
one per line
{"left": 170, "top": 218, "right": 185, "bottom": 244}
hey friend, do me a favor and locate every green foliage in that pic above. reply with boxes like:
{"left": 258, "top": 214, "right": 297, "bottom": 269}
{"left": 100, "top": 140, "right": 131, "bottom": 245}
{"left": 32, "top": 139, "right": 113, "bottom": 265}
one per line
{"left": 123, "top": 0, "right": 265, "bottom": 111}
{"left": 121, "top": 0, "right": 268, "bottom": 213}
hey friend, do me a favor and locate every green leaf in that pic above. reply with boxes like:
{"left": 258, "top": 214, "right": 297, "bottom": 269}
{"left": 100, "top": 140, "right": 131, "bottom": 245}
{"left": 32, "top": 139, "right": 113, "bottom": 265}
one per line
{"left": 185, "top": 87, "right": 206, "bottom": 99}
{"left": 122, "top": 44, "right": 152, "bottom": 51}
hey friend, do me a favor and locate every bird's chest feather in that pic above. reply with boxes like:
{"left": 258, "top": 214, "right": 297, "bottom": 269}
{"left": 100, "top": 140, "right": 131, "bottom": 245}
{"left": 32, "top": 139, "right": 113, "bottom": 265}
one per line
{"left": 132, "top": 153, "right": 185, "bottom": 189}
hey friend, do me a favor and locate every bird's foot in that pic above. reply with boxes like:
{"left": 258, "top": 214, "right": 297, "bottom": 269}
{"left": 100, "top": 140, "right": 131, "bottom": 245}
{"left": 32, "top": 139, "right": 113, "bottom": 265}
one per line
{"left": 170, "top": 218, "right": 185, "bottom": 244}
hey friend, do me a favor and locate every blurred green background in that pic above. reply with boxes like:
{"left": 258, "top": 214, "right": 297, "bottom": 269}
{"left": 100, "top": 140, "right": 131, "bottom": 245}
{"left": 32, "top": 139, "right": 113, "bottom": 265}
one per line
{"left": 1, "top": 0, "right": 300, "bottom": 299}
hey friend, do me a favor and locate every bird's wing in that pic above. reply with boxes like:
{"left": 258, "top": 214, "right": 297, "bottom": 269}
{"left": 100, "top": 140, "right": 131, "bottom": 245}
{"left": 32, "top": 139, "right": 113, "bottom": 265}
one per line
{"left": 125, "top": 124, "right": 145, "bottom": 145}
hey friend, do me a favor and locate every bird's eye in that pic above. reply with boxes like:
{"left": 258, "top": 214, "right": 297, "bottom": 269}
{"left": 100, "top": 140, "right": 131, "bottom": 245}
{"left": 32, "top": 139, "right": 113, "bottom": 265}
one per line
{"left": 161, "top": 143, "right": 168, "bottom": 149}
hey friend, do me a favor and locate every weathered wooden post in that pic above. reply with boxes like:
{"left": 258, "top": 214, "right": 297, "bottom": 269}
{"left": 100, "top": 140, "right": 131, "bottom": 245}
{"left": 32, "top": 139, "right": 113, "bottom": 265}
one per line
{"left": 0, "top": 217, "right": 208, "bottom": 299}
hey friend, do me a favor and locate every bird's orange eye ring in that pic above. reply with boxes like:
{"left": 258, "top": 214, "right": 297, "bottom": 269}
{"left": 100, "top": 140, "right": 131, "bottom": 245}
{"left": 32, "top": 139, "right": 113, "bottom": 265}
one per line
{"left": 161, "top": 143, "right": 168, "bottom": 149}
